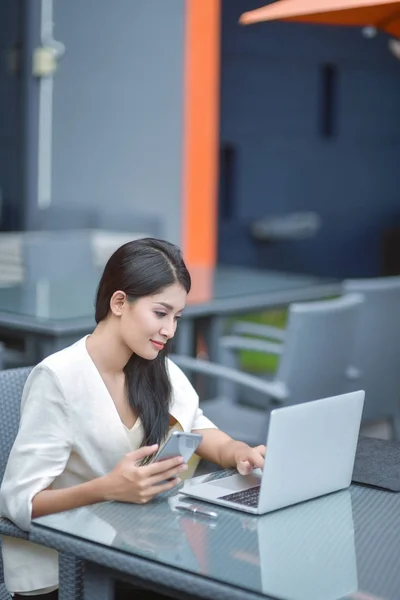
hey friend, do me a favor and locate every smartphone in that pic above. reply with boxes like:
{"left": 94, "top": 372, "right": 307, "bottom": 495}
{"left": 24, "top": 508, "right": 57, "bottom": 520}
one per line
{"left": 152, "top": 431, "right": 203, "bottom": 464}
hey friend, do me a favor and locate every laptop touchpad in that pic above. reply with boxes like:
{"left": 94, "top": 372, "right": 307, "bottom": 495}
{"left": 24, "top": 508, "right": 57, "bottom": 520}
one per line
{"left": 209, "top": 473, "right": 261, "bottom": 492}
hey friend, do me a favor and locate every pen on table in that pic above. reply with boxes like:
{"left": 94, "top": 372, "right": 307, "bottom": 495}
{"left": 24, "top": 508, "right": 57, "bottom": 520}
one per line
{"left": 174, "top": 504, "right": 218, "bottom": 519}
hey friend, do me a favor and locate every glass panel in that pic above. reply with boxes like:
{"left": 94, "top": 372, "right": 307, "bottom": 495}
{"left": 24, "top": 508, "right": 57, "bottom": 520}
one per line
{"left": 33, "top": 479, "right": 400, "bottom": 600}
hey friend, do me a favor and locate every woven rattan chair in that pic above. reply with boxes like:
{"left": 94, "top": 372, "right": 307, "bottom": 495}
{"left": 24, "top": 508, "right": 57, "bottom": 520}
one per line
{"left": 0, "top": 367, "right": 84, "bottom": 600}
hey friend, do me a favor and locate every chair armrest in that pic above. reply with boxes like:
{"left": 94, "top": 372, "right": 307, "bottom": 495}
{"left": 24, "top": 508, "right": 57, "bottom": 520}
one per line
{"left": 231, "top": 321, "right": 285, "bottom": 342}
{"left": 170, "top": 355, "right": 288, "bottom": 401}
{"left": 0, "top": 517, "right": 28, "bottom": 540}
{"left": 220, "top": 335, "right": 283, "bottom": 355}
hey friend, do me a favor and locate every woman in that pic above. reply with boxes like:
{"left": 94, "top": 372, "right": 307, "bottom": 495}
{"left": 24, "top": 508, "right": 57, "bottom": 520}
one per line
{"left": 0, "top": 238, "right": 265, "bottom": 599}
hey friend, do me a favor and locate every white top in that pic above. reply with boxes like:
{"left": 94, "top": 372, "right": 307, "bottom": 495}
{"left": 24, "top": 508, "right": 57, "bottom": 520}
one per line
{"left": 123, "top": 420, "right": 144, "bottom": 447}
{"left": 0, "top": 336, "right": 216, "bottom": 593}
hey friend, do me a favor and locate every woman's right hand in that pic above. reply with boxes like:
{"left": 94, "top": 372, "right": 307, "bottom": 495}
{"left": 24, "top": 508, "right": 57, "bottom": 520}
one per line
{"left": 101, "top": 444, "right": 188, "bottom": 504}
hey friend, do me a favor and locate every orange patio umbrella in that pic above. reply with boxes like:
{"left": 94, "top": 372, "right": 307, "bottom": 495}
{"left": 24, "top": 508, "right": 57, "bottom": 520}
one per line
{"left": 239, "top": 0, "right": 400, "bottom": 39}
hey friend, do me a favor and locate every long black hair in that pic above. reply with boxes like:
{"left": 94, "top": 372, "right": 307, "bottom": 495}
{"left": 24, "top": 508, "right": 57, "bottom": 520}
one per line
{"left": 95, "top": 238, "right": 191, "bottom": 448}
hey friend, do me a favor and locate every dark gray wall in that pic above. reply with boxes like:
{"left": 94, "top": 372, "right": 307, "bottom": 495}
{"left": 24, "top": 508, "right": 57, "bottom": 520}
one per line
{"left": 0, "top": 0, "right": 21, "bottom": 230}
{"left": 218, "top": 0, "right": 400, "bottom": 277}
{"left": 51, "top": 0, "right": 185, "bottom": 242}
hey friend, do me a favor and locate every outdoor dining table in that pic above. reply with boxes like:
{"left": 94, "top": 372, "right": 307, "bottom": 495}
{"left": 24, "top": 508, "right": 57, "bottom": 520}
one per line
{"left": 29, "top": 469, "right": 400, "bottom": 600}
{"left": 0, "top": 263, "right": 341, "bottom": 363}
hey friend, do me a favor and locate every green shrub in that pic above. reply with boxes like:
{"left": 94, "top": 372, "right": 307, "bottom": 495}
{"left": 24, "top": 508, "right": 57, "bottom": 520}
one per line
{"left": 231, "top": 309, "right": 288, "bottom": 374}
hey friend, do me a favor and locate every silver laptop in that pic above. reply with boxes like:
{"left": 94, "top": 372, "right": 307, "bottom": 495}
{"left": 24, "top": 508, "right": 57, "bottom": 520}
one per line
{"left": 180, "top": 390, "right": 364, "bottom": 514}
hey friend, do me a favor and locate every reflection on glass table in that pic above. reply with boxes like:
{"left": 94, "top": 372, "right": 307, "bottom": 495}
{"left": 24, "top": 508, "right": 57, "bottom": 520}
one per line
{"left": 34, "top": 479, "right": 357, "bottom": 600}
{"left": 171, "top": 489, "right": 357, "bottom": 600}
{"left": 0, "top": 279, "right": 98, "bottom": 320}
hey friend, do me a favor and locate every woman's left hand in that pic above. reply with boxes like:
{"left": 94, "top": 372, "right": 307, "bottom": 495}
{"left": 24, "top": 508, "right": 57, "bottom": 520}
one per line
{"left": 233, "top": 442, "right": 266, "bottom": 475}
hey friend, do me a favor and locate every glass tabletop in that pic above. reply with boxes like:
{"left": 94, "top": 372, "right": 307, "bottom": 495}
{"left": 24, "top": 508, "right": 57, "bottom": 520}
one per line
{"left": 32, "top": 472, "right": 400, "bottom": 600}
{"left": 0, "top": 279, "right": 99, "bottom": 321}
{"left": 0, "top": 266, "right": 337, "bottom": 322}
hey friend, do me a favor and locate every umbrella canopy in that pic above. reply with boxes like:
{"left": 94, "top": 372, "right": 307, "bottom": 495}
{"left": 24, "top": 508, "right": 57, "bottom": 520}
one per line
{"left": 239, "top": 0, "right": 400, "bottom": 38}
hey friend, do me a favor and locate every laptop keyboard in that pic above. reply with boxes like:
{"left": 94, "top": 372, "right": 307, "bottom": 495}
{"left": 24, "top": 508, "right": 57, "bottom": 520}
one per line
{"left": 218, "top": 485, "right": 260, "bottom": 507}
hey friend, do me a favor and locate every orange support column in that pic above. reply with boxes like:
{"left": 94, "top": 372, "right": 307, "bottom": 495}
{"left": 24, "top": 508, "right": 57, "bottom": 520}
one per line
{"left": 182, "top": 0, "right": 221, "bottom": 268}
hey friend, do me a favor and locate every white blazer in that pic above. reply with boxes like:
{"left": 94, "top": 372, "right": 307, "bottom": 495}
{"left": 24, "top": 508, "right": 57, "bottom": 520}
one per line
{"left": 0, "top": 336, "right": 216, "bottom": 593}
